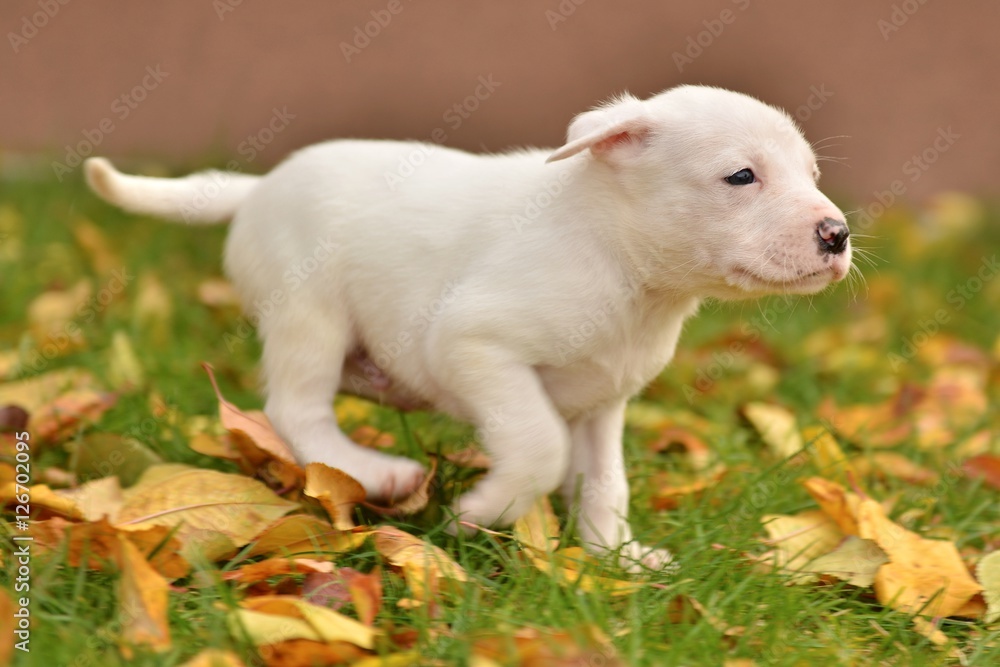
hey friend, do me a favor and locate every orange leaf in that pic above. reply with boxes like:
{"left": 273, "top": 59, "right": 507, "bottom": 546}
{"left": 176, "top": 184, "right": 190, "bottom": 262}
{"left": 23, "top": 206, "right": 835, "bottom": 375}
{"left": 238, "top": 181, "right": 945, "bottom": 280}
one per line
{"left": 963, "top": 454, "right": 1000, "bottom": 490}
{"left": 303, "top": 463, "right": 366, "bottom": 530}
{"left": 223, "top": 557, "right": 333, "bottom": 585}
{"left": 363, "top": 458, "right": 438, "bottom": 517}
{"left": 117, "top": 533, "right": 171, "bottom": 653}
{"left": 801, "top": 477, "right": 861, "bottom": 536}
{"left": 30, "top": 390, "right": 117, "bottom": 442}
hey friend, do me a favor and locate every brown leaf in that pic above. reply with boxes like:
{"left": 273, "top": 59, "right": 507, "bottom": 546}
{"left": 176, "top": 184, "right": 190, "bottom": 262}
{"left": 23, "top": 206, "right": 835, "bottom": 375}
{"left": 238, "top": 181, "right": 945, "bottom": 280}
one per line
{"left": 303, "top": 568, "right": 383, "bottom": 627}
{"left": 364, "top": 458, "right": 438, "bottom": 517}
{"left": 303, "top": 463, "right": 366, "bottom": 530}
{"left": 256, "top": 640, "right": 366, "bottom": 667}
{"left": 648, "top": 426, "right": 714, "bottom": 471}
{"left": 349, "top": 425, "right": 397, "bottom": 449}
{"left": 0, "top": 367, "right": 98, "bottom": 413}
{"left": 27, "top": 280, "right": 91, "bottom": 353}
{"left": 851, "top": 452, "right": 940, "bottom": 486}
{"left": 245, "top": 515, "right": 369, "bottom": 559}
{"left": 818, "top": 396, "right": 913, "bottom": 448}
{"left": 117, "top": 533, "right": 171, "bottom": 653}
{"left": 857, "top": 498, "right": 982, "bottom": 618}
{"left": 222, "top": 557, "right": 334, "bottom": 585}
{"left": 471, "top": 625, "right": 624, "bottom": 667}
{"left": 30, "top": 390, "right": 117, "bottom": 442}
{"left": 649, "top": 464, "right": 726, "bottom": 511}
{"left": 0, "top": 588, "right": 14, "bottom": 665}
{"left": 963, "top": 454, "right": 1000, "bottom": 490}
{"left": 443, "top": 447, "right": 492, "bottom": 469}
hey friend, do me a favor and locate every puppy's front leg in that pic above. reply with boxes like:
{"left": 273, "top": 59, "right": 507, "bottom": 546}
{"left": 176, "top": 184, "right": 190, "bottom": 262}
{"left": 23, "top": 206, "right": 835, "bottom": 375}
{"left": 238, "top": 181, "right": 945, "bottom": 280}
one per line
{"left": 562, "top": 401, "right": 673, "bottom": 571}
{"left": 441, "top": 346, "right": 571, "bottom": 529}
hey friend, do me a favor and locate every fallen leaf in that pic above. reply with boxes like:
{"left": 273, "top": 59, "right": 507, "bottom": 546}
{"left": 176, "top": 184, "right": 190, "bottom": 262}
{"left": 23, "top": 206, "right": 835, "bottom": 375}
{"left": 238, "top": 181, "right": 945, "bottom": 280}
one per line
{"left": 255, "top": 640, "right": 367, "bottom": 667}
{"left": 27, "top": 280, "right": 91, "bottom": 353}
{"left": 179, "top": 649, "right": 247, "bottom": 667}
{"left": 30, "top": 389, "right": 117, "bottom": 442}
{"left": 303, "top": 463, "right": 365, "bottom": 530}
{"left": 69, "top": 431, "right": 164, "bottom": 487}
{"left": 760, "top": 510, "right": 845, "bottom": 583}
{"left": 133, "top": 271, "right": 173, "bottom": 340}
{"left": 238, "top": 595, "right": 379, "bottom": 648}
{"left": 222, "top": 557, "right": 334, "bottom": 585}
{"left": 197, "top": 278, "right": 241, "bottom": 308}
{"left": 471, "top": 624, "right": 624, "bottom": 667}
{"left": 801, "top": 477, "right": 862, "bottom": 536}
{"left": 349, "top": 425, "right": 396, "bottom": 449}
{"left": 803, "top": 425, "right": 858, "bottom": 486}
{"left": 106, "top": 330, "right": 145, "bottom": 390}
{"left": 818, "top": 396, "right": 912, "bottom": 448}
{"left": 800, "top": 536, "right": 889, "bottom": 587}
{"left": 512, "top": 496, "right": 560, "bottom": 553}
{"left": 443, "top": 447, "right": 492, "bottom": 469}
{"left": 0, "top": 589, "right": 14, "bottom": 665}
{"left": 334, "top": 396, "right": 375, "bottom": 425}
{"left": 246, "top": 514, "right": 369, "bottom": 559}
{"left": 0, "top": 482, "right": 83, "bottom": 519}
{"left": 649, "top": 464, "right": 726, "bottom": 511}
{"left": 56, "top": 475, "right": 124, "bottom": 522}
{"left": 364, "top": 458, "right": 438, "bottom": 517}
{"left": 857, "top": 498, "right": 982, "bottom": 617}
{"left": 963, "top": 454, "right": 1000, "bottom": 490}
{"left": 116, "top": 465, "right": 298, "bottom": 562}
{"left": 0, "top": 367, "right": 98, "bottom": 413}
{"left": 978, "top": 550, "right": 1000, "bottom": 624}
{"left": 373, "top": 525, "right": 467, "bottom": 600}
{"left": 117, "top": 533, "right": 171, "bottom": 653}
{"left": 648, "top": 426, "right": 714, "bottom": 471}
{"left": 528, "top": 546, "right": 645, "bottom": 597}
{"left": 851, "top": 452, "right": 940, "bottom": 486}
{"left": 742, "top": 402, "right": 803, "bottom": 459}
{"left": 71, "top": 217, "right": 121, "bottom": 276}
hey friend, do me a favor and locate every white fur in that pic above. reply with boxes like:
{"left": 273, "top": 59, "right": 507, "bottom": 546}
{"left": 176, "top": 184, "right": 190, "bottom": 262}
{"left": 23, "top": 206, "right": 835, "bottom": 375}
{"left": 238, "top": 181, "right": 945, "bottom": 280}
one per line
{"left": 85, "top": 85, "right": 851, "bottom": 570}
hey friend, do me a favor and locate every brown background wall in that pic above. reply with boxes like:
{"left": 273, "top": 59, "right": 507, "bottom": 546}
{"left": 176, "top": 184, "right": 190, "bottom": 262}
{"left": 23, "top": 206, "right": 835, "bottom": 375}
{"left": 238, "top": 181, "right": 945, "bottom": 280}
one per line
{"left": 3, "top": 0, "right": 998, "bottom": 202}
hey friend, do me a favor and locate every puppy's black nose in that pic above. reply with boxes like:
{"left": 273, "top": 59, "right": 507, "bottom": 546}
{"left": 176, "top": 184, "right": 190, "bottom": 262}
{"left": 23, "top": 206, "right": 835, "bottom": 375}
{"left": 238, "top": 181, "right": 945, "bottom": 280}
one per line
{"left": 816, "top": 217, "right": 850, "bottom": 255}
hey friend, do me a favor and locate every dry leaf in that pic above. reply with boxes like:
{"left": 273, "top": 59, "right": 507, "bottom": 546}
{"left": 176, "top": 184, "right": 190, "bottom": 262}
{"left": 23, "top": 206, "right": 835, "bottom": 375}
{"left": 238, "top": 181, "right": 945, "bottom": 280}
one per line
{"left": 222, "top": 557, "right": 334, "bottom": 585}
{"left": 801, "top": 536, "right": 889, "bottom": 587}
{"left": 71, "top": 217, "right": 120, "bottom": 276}
{"left": 0, "top": 367, "right": 98, "bottom": 413}
{"left": 116, "top": 465, "right": 298, "bottom": 562}
{"left": 30, "top": 390, "right": 117, "bottom": 442}
{"left": 649, "top": 464, "right": 726, "bottom": 511}
{"left": 851, "top": 452, "right": 940, "bottom": 486}
{"left": 27, "top": 280, "right": 91, "bottom": 352}
{"left": 303, "top": 463, "right": 365, "bottom": 530}
{"left": 0, "top": 482, "right": 83, "bottom": 519}
{"left": 56, "top": 475, "right": 124, "bottom": 522}
{"left": 472, "top": 624, "right": 624, "bottom": 667}
{"left": 237, "top": 595, "right": 379, "bottom": 648}
{"left": 373, "top": 525, "right": 467, "bottom": 600}
{"left": 0, "top": 588, "right": 14, "bottom": 665}
{"left": 349, "top": 425, "right": 397, "bottom": 449}
{"left": 443, "top": 447, "right": 492, "bottom": 469}
{"left": 364, "top": 458, "right": 438, "bottom": 517}
{"left": 133, "top": 271, "right": 173, "bottom": 338}
{"left": 302, "top": 567, "right": 383, "bottom": 627}
{"left": 179, "top": 649, "right": 247, "bottom": 667}
{"left": 742, "top": 402, "right": 803, "bottom": 459}
{"left": 197, "top": 278, "right": 241, "bottom": 308}
{"left": 760, "top": 510, "right": 844, "bottom": 583}
{"left": 648, "top": 426, "right": 714, "bottom": 471}
{"left": 106, "top": 330, "right": 145, "bottom": 390}
{"left": 818, "top": 397, "right": 912, "bottom": 448}
{"left": 512, "top": 496, "right": 560, "bottom": 553}
{"left": 117, "top": 533, "right": 171, "bottom": 653}
{"left": 527, "top": 546, "right": 645, "bottom": 597}
{"left": 255, "top": 639, "right": 367, "bottom": 667}
{"left": 801, "top": 477, "right": 861, "bottom": 536}
{"left": 246, "top": 514, "right": 369, "bottom": 559}
{"left": 857, "top": 498, "right": 982, "bottom": 617}
{"left": 803, "top": 425, "right": 858, "bottom": 485}
{"left": 978, "top": 551, "right": 1000, "bottom": 625}
{"left": 963, "top": 454, "right": 1000, "bottom": 490}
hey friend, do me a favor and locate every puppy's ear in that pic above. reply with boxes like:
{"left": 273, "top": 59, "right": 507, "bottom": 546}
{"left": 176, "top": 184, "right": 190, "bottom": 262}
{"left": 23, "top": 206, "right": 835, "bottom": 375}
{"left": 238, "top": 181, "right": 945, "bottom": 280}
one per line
{"left": 546, "top": 94, "right": 651, "bottom": 163}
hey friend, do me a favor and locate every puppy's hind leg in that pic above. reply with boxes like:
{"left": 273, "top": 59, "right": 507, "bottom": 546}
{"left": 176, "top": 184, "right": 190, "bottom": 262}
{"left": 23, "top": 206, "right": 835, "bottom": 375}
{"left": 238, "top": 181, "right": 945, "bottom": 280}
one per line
{"left": 260, "top": 306, "right": 425, "bottom": 502}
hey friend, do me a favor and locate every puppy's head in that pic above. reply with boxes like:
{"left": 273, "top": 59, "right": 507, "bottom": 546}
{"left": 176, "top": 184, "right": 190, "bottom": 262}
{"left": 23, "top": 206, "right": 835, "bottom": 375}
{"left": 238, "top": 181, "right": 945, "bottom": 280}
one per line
{"left": 548, "top": 85, "right": 851, "bottom": 299}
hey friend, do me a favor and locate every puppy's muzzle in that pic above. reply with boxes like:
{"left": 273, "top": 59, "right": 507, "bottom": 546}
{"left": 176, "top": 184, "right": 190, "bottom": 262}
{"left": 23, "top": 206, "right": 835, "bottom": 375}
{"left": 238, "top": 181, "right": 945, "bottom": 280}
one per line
{"left": 816, "top": 217, "right": 850, "bottom": 255}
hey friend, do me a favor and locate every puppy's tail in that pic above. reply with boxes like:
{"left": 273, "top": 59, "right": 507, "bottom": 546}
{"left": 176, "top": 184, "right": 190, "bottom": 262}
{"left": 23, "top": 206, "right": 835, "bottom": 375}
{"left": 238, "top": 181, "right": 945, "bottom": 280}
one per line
{"left": 84, "top": 157, "right": 261, "bottom": 225}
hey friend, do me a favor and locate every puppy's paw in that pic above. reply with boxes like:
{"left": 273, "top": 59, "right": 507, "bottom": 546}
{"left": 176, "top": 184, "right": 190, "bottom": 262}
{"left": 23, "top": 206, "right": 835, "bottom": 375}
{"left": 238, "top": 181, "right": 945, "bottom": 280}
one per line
{"left": 619, "top": 542, "right": 676, "bottom": 574}
{"left": 336, "top": 451, "right": 426, "bottom": 504}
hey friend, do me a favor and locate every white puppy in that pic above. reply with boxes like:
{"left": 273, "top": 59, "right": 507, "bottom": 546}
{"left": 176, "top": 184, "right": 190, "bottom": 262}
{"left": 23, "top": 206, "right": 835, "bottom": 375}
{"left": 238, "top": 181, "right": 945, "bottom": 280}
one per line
{"left": 85, "top": 85, "right": 851, "bottom": 569}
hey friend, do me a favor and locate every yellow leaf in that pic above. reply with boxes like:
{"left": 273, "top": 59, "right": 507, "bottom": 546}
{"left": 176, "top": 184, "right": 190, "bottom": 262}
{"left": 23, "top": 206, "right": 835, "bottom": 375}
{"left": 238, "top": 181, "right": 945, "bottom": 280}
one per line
{"left": 1, "top": 482, "right": 82, "bottom": 519}
{"left": 197, "top": 278, "right": 240, "bottom": 308}
{"left": 71, "top": 217, "right": 121, "bottom": 276}
{"left": 760, "top": 510, "right": 844, "bottom": 583}
{"left": 800, "top": 536, "right": 888, "bottom": 587}
{"left": 179, "top": 649, "right": 247, "bottom": 667}
{"left": 56, "top": 475, "right": 124, "bottom": 522}
{"left": 802, "top": 477, "right": 861, "bottom": 536}
{"left": 803, "top": 425, "right": 857, "bottom": 486}
{"left": 117, "top": 533, "right": 171, "bottom": 652}
{"left": 228, "top": 608, "right": 322, "bottom": 645}
{"left": 512, "top": 496, "right": 560, "bottom": 553}
{"left": 246, "top": 514, "right": 369, "bottom": 558}
{"left": 373, "top": 525, "right": 467, "bottom": 598}
{"left": 106, "top": 330, "right": 145, "bottom": 390}
{"left": 27, "top": 280, "right": 91, "bottom": 353}
{"left": 334, "top": 395, "right": 375, "bottom": 424}
{"left": 116, "top": 466, "right": 298, "bottom": 562}
{"left": 303, "top": 463, "right": 365, "bottom": 530}
{"left": 133, "top": 271, "right": 173, "bottom": 339}
{"left": 238, "top": 595, "right": 379, "bottom": 649}
{"left": 742, "top": 402, "right": 802, "bottom": 459}
{"left": 529, "top": 547, "right": 645, "bottom": 596}
{"left": 857, "top": 499, "right": 982, "bottom": 618}
{"left": 850, "top": 452, "right": 940, "bottom": 486}
{"left": 350, "top": 653, "right": 423, "bottom": 667}
{"left": 0, "top": 367, "right": 98, "bottom": 413}
{"left": 978, "top": 550, "right": 1000, "bottom": 625}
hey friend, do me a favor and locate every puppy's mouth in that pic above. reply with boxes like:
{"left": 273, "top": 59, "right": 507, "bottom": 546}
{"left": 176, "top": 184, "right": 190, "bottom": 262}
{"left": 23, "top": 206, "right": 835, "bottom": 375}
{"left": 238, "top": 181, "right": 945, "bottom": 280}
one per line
{"left": 728, "top": 265, "right": 837, "bottom": 294}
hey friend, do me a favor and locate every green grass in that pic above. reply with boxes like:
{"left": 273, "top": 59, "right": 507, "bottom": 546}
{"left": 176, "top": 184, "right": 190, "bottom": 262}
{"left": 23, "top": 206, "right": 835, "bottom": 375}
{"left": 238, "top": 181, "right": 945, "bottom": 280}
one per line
{"left": 1, "top": 172, "right": 998, "bottom": 666}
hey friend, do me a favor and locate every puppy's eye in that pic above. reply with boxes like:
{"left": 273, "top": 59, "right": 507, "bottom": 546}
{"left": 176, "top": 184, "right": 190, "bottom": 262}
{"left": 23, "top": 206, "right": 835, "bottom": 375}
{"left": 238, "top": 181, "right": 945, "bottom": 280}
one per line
{"left": 725, "top": 168, "right": 756, "bottom": 186}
